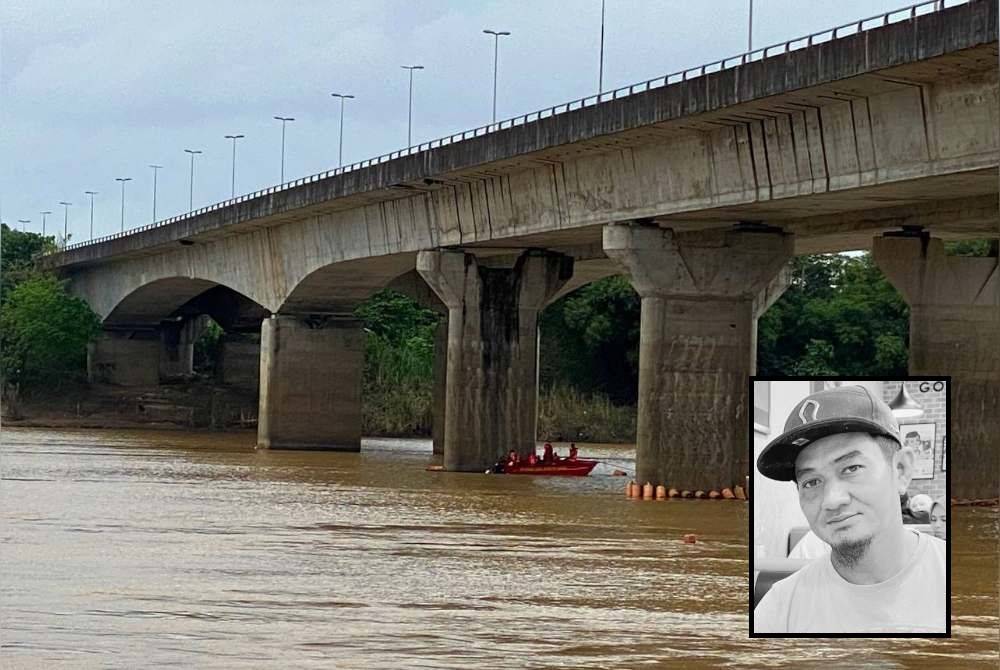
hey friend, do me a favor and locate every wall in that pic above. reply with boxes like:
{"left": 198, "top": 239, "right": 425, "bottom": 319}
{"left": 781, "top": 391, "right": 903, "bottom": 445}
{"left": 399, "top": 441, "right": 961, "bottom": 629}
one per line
{"left": 883, "top": 380, "right": 948, "bottom": 503}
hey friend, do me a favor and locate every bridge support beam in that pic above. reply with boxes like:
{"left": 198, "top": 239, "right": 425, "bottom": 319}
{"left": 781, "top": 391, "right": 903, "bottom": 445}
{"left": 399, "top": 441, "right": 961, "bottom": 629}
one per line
{"left": 873, "top": 235, "right": 1000, "bottom": 500}
{"left": 257, "top": 315, "right": 363, "bottom": 450}
{"left": 604, "top": 224, "right": 792, "bottom": 493}
{"left": 158, "top": 317, "right": 203, "bottom": 381}
{"left": 431, "top": 320, "right": 448, "bottom": 455}
{"left": 417, "top": 249, "right": 573, "bottom": 472}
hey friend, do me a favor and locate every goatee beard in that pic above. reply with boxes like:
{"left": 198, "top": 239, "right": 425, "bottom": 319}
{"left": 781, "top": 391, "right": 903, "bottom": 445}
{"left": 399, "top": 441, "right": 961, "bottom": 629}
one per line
{"left": 832, "top": 536, "right": 873, "bottom": 569}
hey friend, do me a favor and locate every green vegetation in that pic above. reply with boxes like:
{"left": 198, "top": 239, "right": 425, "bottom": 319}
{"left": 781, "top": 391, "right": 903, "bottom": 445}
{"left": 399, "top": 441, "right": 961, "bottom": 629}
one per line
{"left": 355, "top": 289, "right": 438, "bottom": 436}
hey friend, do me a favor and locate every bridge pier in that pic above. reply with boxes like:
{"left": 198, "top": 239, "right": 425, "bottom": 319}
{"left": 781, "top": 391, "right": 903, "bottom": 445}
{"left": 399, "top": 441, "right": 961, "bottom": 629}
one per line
{"left": 158, "top": 317, "right": 203, "bottom": 381}
{"left": 417, "top": 249, "right": 573, "bottom": 472}
{"left": 218, "top": 332, "right": 261, "bottom": 392}
{"left": 257, "top": 315, "right": 364, "bottom": 450}
{"left": 604, "top": 224, "right": 792, "bottom": 493}
{"left": 87, "top": 329, "right": 161, "bottom": 386}
{"left": 873, "top": 235, "right": 1000, "bottom": 500}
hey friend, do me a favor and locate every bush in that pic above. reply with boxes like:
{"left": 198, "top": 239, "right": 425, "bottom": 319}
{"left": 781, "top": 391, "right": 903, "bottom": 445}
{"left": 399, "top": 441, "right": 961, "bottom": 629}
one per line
{"left": 0, "top": 275, "right": 100, "bottom": 388}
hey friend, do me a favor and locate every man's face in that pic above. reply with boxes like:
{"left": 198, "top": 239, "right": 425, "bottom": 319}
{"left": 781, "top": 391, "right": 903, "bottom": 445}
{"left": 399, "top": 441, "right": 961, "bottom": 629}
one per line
{"left": 904, "top": 436, "right": 921, "bottom": 450}
{"left": 794, "top": 433, "right": 909, "bottom": 552}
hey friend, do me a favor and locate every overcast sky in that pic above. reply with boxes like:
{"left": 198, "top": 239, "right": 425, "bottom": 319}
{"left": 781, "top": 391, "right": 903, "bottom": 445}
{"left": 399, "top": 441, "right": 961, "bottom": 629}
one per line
{"left": 2, "top": 0, "right": 920, "bottom": 242}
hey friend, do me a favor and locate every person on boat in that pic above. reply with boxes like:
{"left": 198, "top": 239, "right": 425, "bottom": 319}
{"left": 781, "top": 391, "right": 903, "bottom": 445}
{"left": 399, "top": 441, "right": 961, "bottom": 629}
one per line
{"left": 542, "top": 442, "right": 554, "bottom": 464}
{"left": 569, "top": 444, "right": 579, "bottom": 461}
{"left": 527, "top": 452, "right": 538, "bottom": 466}
{"left": 754, "top": 385, "right": 945, "bottom": 634}
{"left": 507, "top": 449, "right": 519, "bottom": 469}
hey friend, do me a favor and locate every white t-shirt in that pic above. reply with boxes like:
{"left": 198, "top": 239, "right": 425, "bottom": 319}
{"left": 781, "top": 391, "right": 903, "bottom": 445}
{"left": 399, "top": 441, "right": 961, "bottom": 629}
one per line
{"left": 787, "top": 530, "right": 831, "bottom": 559}
{"left": 754, "top": 530, "right": 947, "bottom": 634}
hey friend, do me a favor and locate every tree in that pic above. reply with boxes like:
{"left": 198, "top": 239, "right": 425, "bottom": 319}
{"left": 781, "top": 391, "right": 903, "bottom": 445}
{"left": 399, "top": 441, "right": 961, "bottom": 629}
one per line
{"left": 0, "top": 275, "right": 101, "bottom": 388}
{"left": 757, "top": 253, "right": 909, "bottom": 377}
{"left": 1, "top": 225, "right": 57, "bottom": 304}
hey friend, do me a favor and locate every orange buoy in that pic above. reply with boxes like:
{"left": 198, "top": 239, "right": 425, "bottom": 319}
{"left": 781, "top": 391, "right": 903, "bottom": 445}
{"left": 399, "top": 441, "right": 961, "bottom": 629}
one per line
{"left": 626, "top": 480, "right": 635, "bottom": 497}
{"left": 694, "top": 490, "right": 706, "bottom": 499}
{"left": 655, "top": 485, "right": 667, "bottom": 500}
{"left": 642, "top": 482, "right": 654, "bottom": 500}
{"left": 709, "top": 490, "right": 721, "bottom": 499}
{"left": 721, "top": 488, "right": 735, "bottom": 499}
{"left": 682, "top": 533, "right": 697, "bottom": 544}
{"left": 681, "top": 490, "right": 693, "bottom": 499}
{"left": 734, "top": 485, "right": 747, "bottom": 500}
{"left": 668, "top": 488, "right": 680, "bottom": 498}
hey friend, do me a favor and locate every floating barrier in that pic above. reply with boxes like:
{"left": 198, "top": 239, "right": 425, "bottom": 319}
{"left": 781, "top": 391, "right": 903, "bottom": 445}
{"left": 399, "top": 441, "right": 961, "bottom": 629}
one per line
{"left": 682, "top": 534, "right": 697, "bottom": 544}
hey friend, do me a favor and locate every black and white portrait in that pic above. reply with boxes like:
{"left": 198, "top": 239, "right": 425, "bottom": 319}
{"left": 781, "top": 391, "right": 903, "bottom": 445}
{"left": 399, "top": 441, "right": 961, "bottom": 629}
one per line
{"left": 750, "top": 379, "right": 950, "bottom": 636}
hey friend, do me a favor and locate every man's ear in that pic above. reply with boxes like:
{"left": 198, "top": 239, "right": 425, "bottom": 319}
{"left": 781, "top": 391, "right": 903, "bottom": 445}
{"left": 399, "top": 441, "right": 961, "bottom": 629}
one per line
{"left": 895, "top": 446, "right": 915, "bottom": 495}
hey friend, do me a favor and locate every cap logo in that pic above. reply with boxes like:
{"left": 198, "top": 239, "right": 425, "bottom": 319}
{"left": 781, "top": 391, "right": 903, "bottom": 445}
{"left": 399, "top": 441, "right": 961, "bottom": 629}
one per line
{"left": 798, "top": 399, "right": 821, "bottom": 424}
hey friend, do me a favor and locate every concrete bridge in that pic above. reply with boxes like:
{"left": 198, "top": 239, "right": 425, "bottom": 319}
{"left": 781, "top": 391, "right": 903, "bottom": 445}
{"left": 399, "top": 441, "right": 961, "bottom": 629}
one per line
{"left": 43, "top": 1, "right": 998, "bottom": 498}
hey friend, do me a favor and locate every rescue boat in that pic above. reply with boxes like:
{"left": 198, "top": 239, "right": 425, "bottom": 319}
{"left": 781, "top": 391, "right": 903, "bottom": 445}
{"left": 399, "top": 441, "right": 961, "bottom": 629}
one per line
{"left": 493, "top": 458, "right": 599, "bottom": 476}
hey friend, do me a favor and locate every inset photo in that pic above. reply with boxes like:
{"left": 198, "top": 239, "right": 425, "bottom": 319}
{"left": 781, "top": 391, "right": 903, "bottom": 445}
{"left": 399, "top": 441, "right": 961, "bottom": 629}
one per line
{"left": 750, "top": 379, "right": 950, "bottom": 636}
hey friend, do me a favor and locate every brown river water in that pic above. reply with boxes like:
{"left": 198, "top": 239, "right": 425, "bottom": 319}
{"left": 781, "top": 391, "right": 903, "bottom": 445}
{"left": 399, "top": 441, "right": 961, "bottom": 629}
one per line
{"left": 2, "top": 427, "right": 997, "bottom": 668}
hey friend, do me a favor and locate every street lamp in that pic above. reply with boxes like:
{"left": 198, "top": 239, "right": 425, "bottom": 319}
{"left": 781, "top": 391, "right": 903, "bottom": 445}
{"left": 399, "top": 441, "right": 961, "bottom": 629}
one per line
{"left": 149, "top": 165, "right": 163, "bottom": 223}
{"left": 400, "top": 65, "right": 424, "bottom": 147}
{"left": 224, "top": 134, "right": 245, "bottom": 198}
{"left": 483, "top": 30, "right": 511, "bottom": 124}
{"left": 599, "top": 0, "right": 606, "bottom": 94}
{"left": 40, "top": 211, "right": 52, "bottom": 236}
{"left": 184, "top": 149, "right": 202, "bottom": 211}
{"left": 84, "top": 191, "right": 98, "bottom": 239}
{"left": 58, "top": 201, "right": 72, "bottom": 247}
{"left": 17, "top": 219, "right": 30, "bottom": 231}
{"left": 330, "top": 93, "right": 354, "bottom": 169}
{"left": 115, "top": 178, "right": 132, "bottom": 232}
{"left": 273, "top": 116, "right": 294, "bottom": 183}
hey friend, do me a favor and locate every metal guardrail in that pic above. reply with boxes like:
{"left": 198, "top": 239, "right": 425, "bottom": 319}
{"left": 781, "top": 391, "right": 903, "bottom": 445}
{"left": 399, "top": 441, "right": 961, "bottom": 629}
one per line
{"left": 52, "top": 0, "right": 962, "bottom": 256}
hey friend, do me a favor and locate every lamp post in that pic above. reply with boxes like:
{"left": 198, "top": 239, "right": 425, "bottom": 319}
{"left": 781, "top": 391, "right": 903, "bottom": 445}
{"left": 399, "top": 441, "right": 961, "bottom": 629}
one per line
{"left": 115, "top": 178, "right": 132, "bottom": 232}
{"left": 84, "top": 190, "right": 98, "bottom": 239}
{"left": 273, "top": 116, "right": 294, "bottom": 183}
{"left": 599, "top": 0, "right": 606, "bottom": 94}
{"left": 748, "top": 0, "right": 754, "bottom": 51}
{"left": 400, "top": 65, "right": 424, "bottom": 147}
{"left": 224, "top": 134, "right": 245, "bottom": 198}
{"left": 58, "top": 201, "right": 72, "bottom": 246}
{"left": 483, "top": 30, "right": 511, "bottom": 124}
{"left": 330, "top": 93, "right": 354, "bottom": 168}
{"left": 149, "top": 164, "right": 163, "bottom": 223}
{"left": 184, "top": 149, "right": 202, "bottom": 211}
{"left": 40, "top": 211, "right": 51, "bottom": 236}
{"left": 17, "top": 219, "right": 30, "bottom": 231}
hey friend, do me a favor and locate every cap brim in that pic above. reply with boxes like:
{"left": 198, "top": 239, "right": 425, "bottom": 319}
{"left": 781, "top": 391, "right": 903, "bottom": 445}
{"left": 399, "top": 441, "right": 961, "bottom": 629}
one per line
{"left": 757, "top": 417, "right": 899, "bottom": 481}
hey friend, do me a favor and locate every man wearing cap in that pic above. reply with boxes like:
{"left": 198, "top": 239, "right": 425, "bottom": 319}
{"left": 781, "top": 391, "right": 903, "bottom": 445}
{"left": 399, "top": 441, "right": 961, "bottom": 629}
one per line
{"left": 754, "top": 385, "right": 946, "bottom": 634}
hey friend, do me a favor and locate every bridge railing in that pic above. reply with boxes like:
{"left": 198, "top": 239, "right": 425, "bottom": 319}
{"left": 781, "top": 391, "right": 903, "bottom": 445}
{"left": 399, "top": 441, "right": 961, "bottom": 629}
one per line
{"left": 53, "top": 0, "right": 963, "bottom": 256}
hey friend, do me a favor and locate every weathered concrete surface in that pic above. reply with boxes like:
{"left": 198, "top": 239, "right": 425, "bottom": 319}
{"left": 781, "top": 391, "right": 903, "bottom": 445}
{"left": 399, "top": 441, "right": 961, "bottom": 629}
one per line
{"left": 605, "top": 224, "right": 792, "bottom": 492}
{"left": 87, "top": 332, "right": 161, "bottom": 386}
{"left": 431, "top": 320, "right": 447, "bottom": 455}
{"left": 219, "top": 334, "right": 261, "bottom": 392}
{"left": 42, "top": 1, "right": 996, "bottom": 272}
{"left": 158, "top": 317, "right": 205, "bottom": 380}
{"left": 417, "top": 250, "right": 573, "bottom": 471}
{"left": 873, "top": 235, "right": 999, "bottom": 500}
{"left": 257, "top": 316, "right": 364, "bottom": 451}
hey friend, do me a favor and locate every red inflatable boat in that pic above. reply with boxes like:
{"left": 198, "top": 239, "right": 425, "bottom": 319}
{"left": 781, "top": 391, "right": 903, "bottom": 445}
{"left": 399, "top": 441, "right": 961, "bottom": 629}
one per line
{"left": 496, "top": 459, "right": 599, "bottom": 476}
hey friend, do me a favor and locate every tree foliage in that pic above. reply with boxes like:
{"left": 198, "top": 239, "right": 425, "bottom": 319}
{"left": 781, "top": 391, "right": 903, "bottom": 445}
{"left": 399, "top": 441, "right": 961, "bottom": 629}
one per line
{"left": 2, "top": 224, "right": 57, "bottom": 304}
{"left": 0, "top": 275, "right": 101, "bottom": 387}
{"left": 757, "top": 254, "right": 909, "bottom": 377}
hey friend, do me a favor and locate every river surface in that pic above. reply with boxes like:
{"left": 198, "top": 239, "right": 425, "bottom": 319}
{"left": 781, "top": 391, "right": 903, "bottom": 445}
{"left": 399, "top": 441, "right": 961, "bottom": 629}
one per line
{"left": 1, "top": 427, "right": 997, "bottom": 668}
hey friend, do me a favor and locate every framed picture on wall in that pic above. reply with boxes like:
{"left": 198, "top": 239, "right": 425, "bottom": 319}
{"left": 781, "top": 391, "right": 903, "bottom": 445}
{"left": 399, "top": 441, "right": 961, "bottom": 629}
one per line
{"left": 941, "top": 436, "right": 946, "bottom": 472}
{"left": 901, "top": 423, "right": 936, "bottom": 480}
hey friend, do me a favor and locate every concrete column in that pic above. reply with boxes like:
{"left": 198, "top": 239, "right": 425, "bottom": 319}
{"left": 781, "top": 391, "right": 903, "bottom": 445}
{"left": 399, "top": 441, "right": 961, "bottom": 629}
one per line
{"left": 159, "top": 317, "right": 203, "bottom": 380}
{"left": 219, "top": 333, "right": 261, "bottom": 392}
{"left": 87, "top": 330, "right": 160, "bottom": 386}
{"left": 604, "top": 224, "right": 792, "bottom": 492}
{"left": 257, "top": 315, "right": 364, "bottom": 451}
{"left": 417, "top": 250, "right": 573, "bottom": 472}
{"left": 431, "top": 319, "right": 447, "bottom": 455}
{"left": 873, "top": 235, "right": 999, "bottom": 500}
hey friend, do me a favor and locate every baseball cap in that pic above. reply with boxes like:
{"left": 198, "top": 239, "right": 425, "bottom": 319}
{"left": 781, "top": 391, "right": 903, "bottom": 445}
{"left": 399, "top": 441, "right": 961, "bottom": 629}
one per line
{"left": 909, "top": 493, "right": 933, "bottom": 514}
{"left": 757, "top": 385, "right": 902, "bottom": 481}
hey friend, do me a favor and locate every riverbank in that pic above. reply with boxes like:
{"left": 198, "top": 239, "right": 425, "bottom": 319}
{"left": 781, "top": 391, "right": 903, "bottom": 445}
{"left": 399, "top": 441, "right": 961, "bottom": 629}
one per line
{"left": 1, "top": 380, "right": 639, "bottom": 443}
